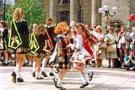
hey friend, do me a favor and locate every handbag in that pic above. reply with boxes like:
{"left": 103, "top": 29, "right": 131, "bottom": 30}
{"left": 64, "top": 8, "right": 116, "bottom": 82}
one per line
{"left": 107, "top": 44, "right": 116, "bottom": 53}
{"left": 98, "top": 42, "right": 107, "bottom": 49}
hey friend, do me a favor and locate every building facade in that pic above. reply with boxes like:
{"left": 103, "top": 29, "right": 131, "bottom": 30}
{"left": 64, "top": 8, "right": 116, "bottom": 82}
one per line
{"left": 43, "top": 0, "right": 135, "bottom": 32}
{"left": 1, "top": 0, "right": 135, "bottom": 32}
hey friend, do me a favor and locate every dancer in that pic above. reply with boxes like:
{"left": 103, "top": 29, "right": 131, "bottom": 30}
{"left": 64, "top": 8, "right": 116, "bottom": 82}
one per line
{"left": 52, "top": 22, "right": 70, "bottom": 90}
{"left": 41, "top": 17, "right": 56, "bottom": 77}
{"left": 30, "top": 24, "right": 48, "bottom": 79}
{"left": 70, "top": 23, "right": 94, "bottom": 88}
{"left": 0, "top": 21, "right": 9, "bottom": 66}
{"left": 8, "top": 8, "right": 30, "bottom": 83}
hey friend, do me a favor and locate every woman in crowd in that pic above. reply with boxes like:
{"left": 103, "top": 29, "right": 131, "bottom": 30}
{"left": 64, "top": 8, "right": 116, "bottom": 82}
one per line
{"left": 8, "top": 8, "right": 30, "bottom": 83}
{"left": 0, "top": 21, "right": 9, "bottom": 66}
{"left": 106, "top": 27, "right": 117, "bottom": 68}
{"left": 95, "top": 25, "right": 106, "bottom": 68}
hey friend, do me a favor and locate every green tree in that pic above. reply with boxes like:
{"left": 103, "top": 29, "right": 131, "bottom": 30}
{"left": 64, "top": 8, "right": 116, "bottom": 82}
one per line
{"left": 6, "top": 0, "right": 46, "bottom": 27}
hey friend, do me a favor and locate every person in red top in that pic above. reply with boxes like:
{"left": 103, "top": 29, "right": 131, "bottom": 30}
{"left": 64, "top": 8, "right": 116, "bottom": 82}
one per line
{"left": 76, "top": 24, "right": 94, "bottom": 67}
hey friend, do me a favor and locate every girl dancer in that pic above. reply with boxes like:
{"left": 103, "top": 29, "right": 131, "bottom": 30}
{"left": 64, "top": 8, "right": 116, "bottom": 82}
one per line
{"left": 9, "top": 8, "right": 30, "bottom": 83}
{"left": 0, "top": 21, "right": 9, "bottom": 66}
{"left": 70, "top": 23, "right": 94, "bottom": 88}
{"left": 53, "top": 22, "right": 70, "bottom": 90}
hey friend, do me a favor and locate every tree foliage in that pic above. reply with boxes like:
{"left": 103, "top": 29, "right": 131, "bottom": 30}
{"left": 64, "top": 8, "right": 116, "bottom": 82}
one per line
{"left": 6, "top": 0, "right": 46, "bottom": 27}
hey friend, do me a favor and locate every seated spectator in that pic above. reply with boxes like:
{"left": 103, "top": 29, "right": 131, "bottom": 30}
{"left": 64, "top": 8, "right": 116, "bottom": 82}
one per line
{"left": 124, "top": 50, "right": 135, "bottom": 70}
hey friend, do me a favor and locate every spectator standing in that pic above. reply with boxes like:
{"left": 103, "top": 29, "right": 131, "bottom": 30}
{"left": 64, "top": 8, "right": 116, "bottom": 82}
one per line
{"left": 95, "top": 25, "right": 106, "bottom": 68}
{"left": 105, "top": 27, "right": 117, "bottom": 68}
{"left": 116, "top": 26, "right": 130, "bottom": 67}
{"left": 130, "top": 26, "right": 135, "bottom": 53}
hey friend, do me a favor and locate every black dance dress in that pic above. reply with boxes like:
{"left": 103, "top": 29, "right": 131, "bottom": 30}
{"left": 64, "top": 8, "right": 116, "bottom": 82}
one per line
{"left": 45, "top": 25, "right": 56, "bottom": 53}
{"left": 53, "top": 35, "right": 70, "bottom": 69}
{"left": 0, "top": 28, "right": 8, "bottom": 50}
{"left": 8, "top": 19, "right": 30, "bottom": 54}
{"left": 3, "top": 28, "right": 8, "bottom": 50}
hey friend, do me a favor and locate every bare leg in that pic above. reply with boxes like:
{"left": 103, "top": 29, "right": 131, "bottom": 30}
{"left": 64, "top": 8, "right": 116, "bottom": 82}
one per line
{"left": 3, "top": 50, "right": 8, "bottom": 64}
{"left": 112, "top": 59, "right": 115, "bottom": 68}
{"left": 96, "top": 59, "right": 99, "bottom": 68}
{"left": 100, "top": 59, "right": 103, "bottom": 68}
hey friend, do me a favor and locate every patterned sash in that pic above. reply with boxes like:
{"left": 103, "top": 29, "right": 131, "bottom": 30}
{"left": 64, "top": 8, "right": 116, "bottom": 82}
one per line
{"left": 8, "top": 21, "right": 22, "bottom": 49}
{"left": 29, "top": 33, "right": 40, "bottom": 54}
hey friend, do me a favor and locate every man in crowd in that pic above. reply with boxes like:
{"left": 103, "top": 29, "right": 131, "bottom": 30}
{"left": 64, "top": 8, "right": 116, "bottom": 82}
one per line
{"left": 117, "top": 26, "right": 130, "bottom": 67}
{"left": 124, "top": 50, "right": 135, "bottom": 70}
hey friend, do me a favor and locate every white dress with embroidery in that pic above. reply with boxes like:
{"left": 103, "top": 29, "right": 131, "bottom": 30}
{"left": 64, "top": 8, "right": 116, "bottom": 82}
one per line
{"left": 70, "top": 35, "right": 91, "bottom": 63}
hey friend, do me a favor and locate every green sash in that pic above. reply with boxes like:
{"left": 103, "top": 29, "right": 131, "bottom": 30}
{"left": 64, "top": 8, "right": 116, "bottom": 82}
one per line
{"left": 8, "top": 21, "right": 22, "bottom": 49}
{"left": 29, "top": 33, "right": 40, "bottom": 54}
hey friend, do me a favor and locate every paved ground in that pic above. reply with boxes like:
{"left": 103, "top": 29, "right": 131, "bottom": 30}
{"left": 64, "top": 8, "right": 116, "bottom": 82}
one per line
{"left": 0, "top": 65, "right": 135, "bottom": 90}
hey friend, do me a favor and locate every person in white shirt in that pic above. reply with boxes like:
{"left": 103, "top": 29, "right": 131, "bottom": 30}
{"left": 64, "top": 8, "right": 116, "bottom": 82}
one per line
{"left": 116, "top": 26, "right": 130, "bottom": 66}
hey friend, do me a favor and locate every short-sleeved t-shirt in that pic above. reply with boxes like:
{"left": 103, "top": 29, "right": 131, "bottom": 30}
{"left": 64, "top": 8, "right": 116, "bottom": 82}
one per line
{"left": 125, "top": 55, "right": 135, "bottom": 66}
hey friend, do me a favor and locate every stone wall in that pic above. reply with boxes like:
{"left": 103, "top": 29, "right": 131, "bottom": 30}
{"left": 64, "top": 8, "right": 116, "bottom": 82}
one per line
{"left": 82, "top": 0, "right": 92, "bottom": 27}
{"left": 102, "top": 0, "right": 130, "bottom": 32}
{"left": 130, "top": 0, "right": 135, "bottom": 28}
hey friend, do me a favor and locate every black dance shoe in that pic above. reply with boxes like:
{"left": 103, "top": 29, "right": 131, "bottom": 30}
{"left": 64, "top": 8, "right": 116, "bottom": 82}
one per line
{"left": 2, "top": 63, "right": 8, "bottom": 66}
{"left": 80, "top": 82, "right": 89, "bottom": 88}
{"left": 57, "top": 85, "right": 67, "bottom": 90}
{"left": 49, "top": 72, "right": 54, "bottom": 76}
{"left": 32, "top": 72, "right": 36, "bottom": 78}
{"left": 11, "top": 71, "right": 16, "bottom": 83}
{"left": 41, "top": 71, "right": 47, "bottom": 77}
{"left": 36, "top": 77, "right": 44, "bottom": 80}
{"left": 53, "top": 77, "right": 58, "bottom": 88}
{"left": 17, "top": 78, "right": 24, "bottom": 82}
{"left": 0, "top": 59, "right": 3, "bottom": 63}
{"left": 88, "top": 72, "right": 94, "bottom": 81}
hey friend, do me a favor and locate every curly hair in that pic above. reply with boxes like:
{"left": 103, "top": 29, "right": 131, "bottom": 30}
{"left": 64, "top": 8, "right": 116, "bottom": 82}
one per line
{"left": 34, "top": 24, "right": 45, "bottom": 36}
{"left": 13, "top": 8, "right": 24, "bottom": 21}
{"left": 54, "top": 22, "right": 69, "bottom": 34}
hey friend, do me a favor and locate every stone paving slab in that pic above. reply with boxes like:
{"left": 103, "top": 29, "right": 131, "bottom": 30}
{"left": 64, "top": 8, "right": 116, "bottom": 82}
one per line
{"left": 0, "top": 66, "right": 135, "bottom": 90}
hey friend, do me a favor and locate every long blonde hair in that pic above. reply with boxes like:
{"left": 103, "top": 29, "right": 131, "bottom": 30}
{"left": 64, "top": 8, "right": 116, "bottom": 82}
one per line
{"left": 34, "top": 24, "right": 45, "bottom": 36}
{"left": 13, "top": 8, "right": 24, "bottom": 21}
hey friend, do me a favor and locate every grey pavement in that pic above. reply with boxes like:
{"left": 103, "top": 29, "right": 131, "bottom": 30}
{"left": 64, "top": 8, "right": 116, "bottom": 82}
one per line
{"left": 0, "top": 63, "right": 135, "bottom": 90}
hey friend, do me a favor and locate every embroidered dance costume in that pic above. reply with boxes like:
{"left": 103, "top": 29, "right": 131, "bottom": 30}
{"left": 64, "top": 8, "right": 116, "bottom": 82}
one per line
{"left": 29, "top": 29, "right": 53, "bottom": 58}
{"left": 70, "top": 34, "right": 92, "bottom": 63}
{"left": 70, "top": 34, "right": 94, "bottom": 88}
{"left": 0, "top": 27, "right": 8, "bottom": 50}
{"left": 53, "top": 35, "right": 70, "bottom": 69}
{"left": 8, "top": 19, "right": 30, "bottom": 54}
{"left": 45, "top": 25, "right": 56, "bottom": 53}
{"left": 81, "top": 33, "right": 94, "bottom": 60}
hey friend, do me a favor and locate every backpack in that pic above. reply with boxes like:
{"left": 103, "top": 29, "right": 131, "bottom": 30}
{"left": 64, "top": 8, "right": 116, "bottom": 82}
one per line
{"left": 114, "top": 58, "right": 121, "bottom": 68}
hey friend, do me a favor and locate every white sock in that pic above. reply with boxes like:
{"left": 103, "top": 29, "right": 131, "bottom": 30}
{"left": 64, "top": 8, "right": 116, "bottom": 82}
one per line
{"left": 17, "top": 72, "right": 22, "bottom": 78}
{"left": 80, "top": 73, "right": 88, "bottom": 84}
{"left": 1, "top": 57, "right": 3, "bottom": 59}
{"left": 36, "top": 72, "right": 40, "bottom": 78}
{"left": 57, "top": 78, "right": 62, "bottom": 87}
{"left": 41, "top": 58, "right": 46, "bottom": 71}
{"left": 50, "top": 68, "right": 53, "bottom": 73}
{"left": 32, "top": 62, "right": 36, "bottom": 72}
{"left": 14, "top": 65, "right": 19, "bottom": 74}
{"left": 25, "top": 59, "right": 28, "bottom": 63}
{"left": 29, "top": 61, "right": 32, "bottom": 65}
{"left": 14, "top": 65, "right": 21, "bottom": 78}
{"left": 4, "top": 59, "right": 8, "bottom": 64}
{"left": 84, "top": 69, "right": 92, "bottom": 75}
{"left": 55, "top": 74, "right": 59, "bottom": 81}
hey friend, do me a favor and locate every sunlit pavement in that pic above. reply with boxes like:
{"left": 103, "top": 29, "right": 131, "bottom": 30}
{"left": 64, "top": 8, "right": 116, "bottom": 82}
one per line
{"left": 0, "top": 64, "right": 135, "bottom": 90}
